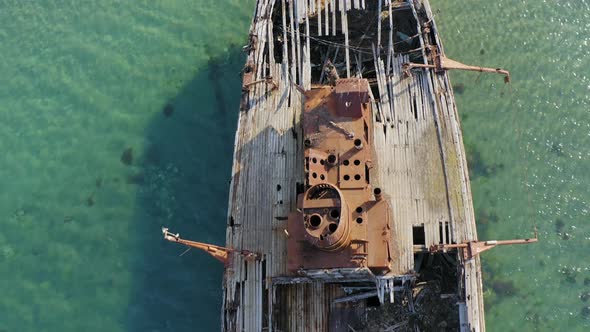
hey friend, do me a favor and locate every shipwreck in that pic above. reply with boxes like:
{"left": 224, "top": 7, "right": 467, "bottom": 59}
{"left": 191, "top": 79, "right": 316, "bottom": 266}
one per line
{"left": 163, "top": 0, "right": 536, "bottom": 330}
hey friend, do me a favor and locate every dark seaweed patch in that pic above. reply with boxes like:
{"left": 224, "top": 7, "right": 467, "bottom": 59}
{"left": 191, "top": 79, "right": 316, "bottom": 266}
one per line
{"left": 86, "top": 195, "right": 95, "bottom": 207}
{"left": 555, "top": 219, "right": 571, "bottom": 240}
{"left": 555, "top": 218, "right": 565, "bottom": 233}
{"left": 465, "top": 144, "right": 504, "bottom": 179}
{"left": 121, "top": 147, "right": 133, "bottom": 166}
{"left": 452, "top": 83, "right": 465, "bottom": 95}
{"left": 476, "top": 209, "right": 499, "bottom": 225}
{"left": 163, "top": 103, "right": 174, "bottom": 117}
{"left": 490, "top": 279, "right": 518, "bottom": 297}
{"left": 559, "top": 266, "right": 578, "bottom": 284}
{"left": 14, "top": 208, "right": 25, "bottom": 218}
{"left": 550, "top": 142, "right": 564, "bottom": 157}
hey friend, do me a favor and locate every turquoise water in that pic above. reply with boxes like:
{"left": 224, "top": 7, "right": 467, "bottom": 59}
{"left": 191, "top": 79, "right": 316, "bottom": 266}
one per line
{"left": 0, "top": 1, "right": 253, "bottom": 331}
{"left": 432, "top": 0, "right": 590, "bottom": 330}
{"left": 0, "top": 1, "right": 587, "bottom": 331}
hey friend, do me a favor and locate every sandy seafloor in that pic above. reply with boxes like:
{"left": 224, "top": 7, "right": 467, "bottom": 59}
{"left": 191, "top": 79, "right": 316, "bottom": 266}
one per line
{"left": 0, "top": 0, "right": 588, "bottom": 331}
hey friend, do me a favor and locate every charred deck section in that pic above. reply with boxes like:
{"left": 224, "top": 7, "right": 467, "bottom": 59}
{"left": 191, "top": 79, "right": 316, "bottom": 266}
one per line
{"left": 224, "top": 1, "right": 484, "bottom": 331}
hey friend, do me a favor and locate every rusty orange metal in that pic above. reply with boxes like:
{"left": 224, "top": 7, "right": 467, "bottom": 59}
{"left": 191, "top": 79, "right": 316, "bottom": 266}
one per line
{"left": 403, "top": 46, "right": 511, "bottom": 83}
{"left": 162, "top": 227, "right": 258, "bottom": 265}
{"left": 287, "top": 78, "right": 395, "bottom": 276}
{"left": 429, "top": 237, "right": 538, "bottom": 260}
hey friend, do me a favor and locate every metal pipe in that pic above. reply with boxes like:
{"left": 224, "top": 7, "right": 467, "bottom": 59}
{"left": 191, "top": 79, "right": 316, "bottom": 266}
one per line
{"left": 374, "top": 187, "right": 383, "bottom": 201}
{"left": 354, "top": 138, "right": 363, "bottom": 150}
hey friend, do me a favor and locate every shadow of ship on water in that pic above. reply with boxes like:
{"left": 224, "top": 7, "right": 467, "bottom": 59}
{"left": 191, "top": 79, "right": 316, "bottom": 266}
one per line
{"left": 126, "top": 45, "right": 245, "bottom": 331}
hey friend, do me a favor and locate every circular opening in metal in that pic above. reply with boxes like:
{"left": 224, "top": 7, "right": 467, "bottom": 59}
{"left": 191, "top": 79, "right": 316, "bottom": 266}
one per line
{"left": 312, "top": 172, "right": 317, "bottom": 178}
{"left": 343, "top": 175, "right": 350, "bottom": 181}
{"left": 354, "top": 174, "right": 361, "bottom": 180}
{"left": 374, "top": 187, "right": 382, "bottom": 195}
{"left": 356, "top": 206, "right": 363, "bottom": 213}
{"left": 312, "top": 157, "right": 317, "bottom": 163}
{"left": 343, "top": 160, "right": 350, "bottom": 166}
{"left": 328, "top": 223, "right": 338, "bottom": 233}
{"left": 330, "top": 209, "right": 340, "bottom": 219}
{"left": 327, "top": 154, "right": 336, "bottom": 164}
{"left": 354, "top": 159, "right": 361, "bottom": 166}
{"left": 309, "top": 215, "right": 322, "bottom": 227}
{"left": 320, "top": 174, "right": 325, "bottom": 180}
{"left": 354, "top": 139, "right": 362, "bottom": 146}
{"left": 306, "top": 183, "right": 340, "bottom": 200}
{"left": 320, "top": 159, "right": 325, "bottom": 165}
{"left": 356, "top": 217, "right": 363, "bottom": 224}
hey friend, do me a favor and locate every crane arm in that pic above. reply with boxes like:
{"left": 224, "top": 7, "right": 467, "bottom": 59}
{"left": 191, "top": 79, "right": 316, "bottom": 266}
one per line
{"left": 429, "top": 236, "right": 538, "bottom": 260}
{"left": 162, "top": 227, "right": 258, "bottom": 265}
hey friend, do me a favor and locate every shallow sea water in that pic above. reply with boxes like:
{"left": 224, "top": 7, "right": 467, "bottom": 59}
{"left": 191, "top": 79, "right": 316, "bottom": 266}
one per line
{"left": 0, "top": 0, "right": 588, "bottom": 331}
{"left": 432, "top": 0, "right": 590, "bottom": 330}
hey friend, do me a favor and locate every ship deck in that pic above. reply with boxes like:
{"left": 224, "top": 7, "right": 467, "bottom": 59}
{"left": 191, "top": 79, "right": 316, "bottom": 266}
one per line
{"left": 223, "top": 1, "right": 484, "bottom": 331}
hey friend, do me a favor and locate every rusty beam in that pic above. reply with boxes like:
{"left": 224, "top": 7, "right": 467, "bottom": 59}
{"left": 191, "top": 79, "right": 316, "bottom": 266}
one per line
{"left": 402, "top": 46, "right": 511, "bottom": 83}
{"left": 162, "top": 227, "right": 258, "bottom": 265}
{"left": 429, "top": 236, "right": 538, "bottom": 260}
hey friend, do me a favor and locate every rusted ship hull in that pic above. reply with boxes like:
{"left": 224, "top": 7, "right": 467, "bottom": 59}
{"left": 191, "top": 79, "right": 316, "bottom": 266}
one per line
{"left": 223, "top": 1, "right": 485, "bottom": 330}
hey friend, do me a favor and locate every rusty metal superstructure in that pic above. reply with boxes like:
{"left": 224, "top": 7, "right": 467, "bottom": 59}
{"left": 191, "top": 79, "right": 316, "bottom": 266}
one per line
{"left": 287, "top": 78, "right": 394, "bottom": 276}
{"left": 161, "top": 1, "right": 537, "bottom": 331}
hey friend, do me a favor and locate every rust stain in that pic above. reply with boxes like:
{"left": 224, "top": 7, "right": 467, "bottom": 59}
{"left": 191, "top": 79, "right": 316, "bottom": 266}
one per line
{"left": 287, "top": 78, "right": 395, "bottom": 275}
